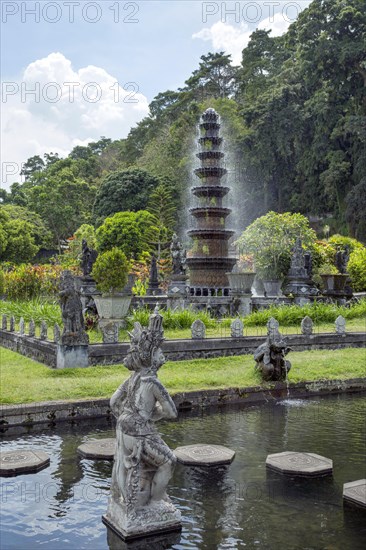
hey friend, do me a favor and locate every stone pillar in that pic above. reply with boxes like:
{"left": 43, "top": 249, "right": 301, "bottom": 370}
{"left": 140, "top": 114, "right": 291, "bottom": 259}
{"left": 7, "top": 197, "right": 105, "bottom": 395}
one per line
{"left": 28, "top": 319, "right": 35, "bottom": 337}
{"left": 231, "top": 318, "right": 244, "bottom": 338}
{"left": 301, "top": 316, "right": 313, "bottom": 335}
{"left": 335, "top": 315, "right": 346, "bottom": 335}
{"left": 9, "top": 316, "right": 15, "bottom": 332}
{"left": 19, "top": 317, "right": 25, "bottom": 335}
{"left": 2, "top": 315, "right": 7, "bottom": 330}
{"left": 191, "top": 319, "right": 206, "bottom": 339}
{"left": 40, "top": 321, "right": 48, "bottom": 340}
{"left": 53, "top": 323, "right": 61, "bottom": 343}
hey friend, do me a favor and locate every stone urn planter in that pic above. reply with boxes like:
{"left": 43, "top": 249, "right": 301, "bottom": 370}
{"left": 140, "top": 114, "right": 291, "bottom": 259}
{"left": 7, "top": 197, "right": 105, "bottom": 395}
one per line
{"left": 94, "top": 274, "right": 135, "bottom": 320}
{"left": 320, "top": 274, "right": 348, "bottom": 293}
{"left": 262, "top": 279, "right": 283, "bottom": 297}
{"left": 227, "top": 272, "right": 256, "bottom": 294}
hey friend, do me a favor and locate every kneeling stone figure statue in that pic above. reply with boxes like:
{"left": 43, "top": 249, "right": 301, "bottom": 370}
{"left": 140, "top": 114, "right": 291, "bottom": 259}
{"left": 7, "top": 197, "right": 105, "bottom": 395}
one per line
{"left": 103, "top": 307, "right": 182, "bottom": 540}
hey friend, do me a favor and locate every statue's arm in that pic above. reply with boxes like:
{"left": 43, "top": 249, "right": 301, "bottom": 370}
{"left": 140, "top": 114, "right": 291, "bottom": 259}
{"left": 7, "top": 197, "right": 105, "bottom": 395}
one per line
{"left": 110, "top": 379, "right": 129, "bottom": 418}
{"left": 151, "top": 379, "right": 177, "bottom": 420}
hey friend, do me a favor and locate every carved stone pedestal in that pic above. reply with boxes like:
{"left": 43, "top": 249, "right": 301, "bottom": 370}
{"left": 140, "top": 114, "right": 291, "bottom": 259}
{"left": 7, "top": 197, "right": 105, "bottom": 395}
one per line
{"left": 103, "top": 495, "right": 181, "bottom": 541}
{"left": 231, "top": 294, "right": 252, "bottom": 316}
{"left": 56, "top": 344, "right": 89, "bottom": 368}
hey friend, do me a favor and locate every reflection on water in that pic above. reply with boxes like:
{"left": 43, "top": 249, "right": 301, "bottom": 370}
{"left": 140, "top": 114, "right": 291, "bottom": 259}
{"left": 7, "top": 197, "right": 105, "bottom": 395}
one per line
{"left": 1, "top": 394, "right": 365, "bottom": 549}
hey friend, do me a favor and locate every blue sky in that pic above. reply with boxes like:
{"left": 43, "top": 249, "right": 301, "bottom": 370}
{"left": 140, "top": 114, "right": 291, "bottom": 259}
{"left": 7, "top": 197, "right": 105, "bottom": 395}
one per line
{"left": 1, "top": 1, "right": 311, "bottom": 188}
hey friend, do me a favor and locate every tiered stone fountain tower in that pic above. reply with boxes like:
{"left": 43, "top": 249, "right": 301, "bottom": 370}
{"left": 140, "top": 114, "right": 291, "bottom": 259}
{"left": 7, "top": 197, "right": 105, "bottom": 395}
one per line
{"left": 187, "top": 108, "right": 236, "bottom": 296}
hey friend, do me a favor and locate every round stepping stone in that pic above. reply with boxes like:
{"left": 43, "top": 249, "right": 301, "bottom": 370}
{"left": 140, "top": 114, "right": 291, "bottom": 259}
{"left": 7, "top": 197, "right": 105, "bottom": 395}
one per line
{"left": 174, "top": 444, "right": 235, "bottom": 466}
{"left": 266, "top": 451, "right": 333, "bottom": 477}
{"left": 0, "top": 449, "right": 50, "bottom": 477}
{"left": 77, "top": 438, "right": 116, "bottom": 460}
{"left": 343, "top": 479, "right": 366, "bottom": 509}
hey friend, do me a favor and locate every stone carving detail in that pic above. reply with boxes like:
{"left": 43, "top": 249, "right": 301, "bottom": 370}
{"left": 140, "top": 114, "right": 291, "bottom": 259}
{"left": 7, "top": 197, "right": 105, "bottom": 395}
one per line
{"left": 147, "top": 254, "right": 163, "bottom": 296}
{"left": 231, "top": 318, "right": 244, "bottom": 338}
{"left": 284, "top": 238, "right": 318, "bottom": 299}
{"left": 101, "top": 321, "right": 119, "bottom": 344}
{"left": 301, "top": 316, "right": 313, "bottom": 336}
{"left": 53, "top": 323, "right": 61, "bottom": 343}
{"left": 191, "top": 319, "right": 206, "bottom": 339}
{"left": 9, "top": 316, "right": 15, "bottom": 332}
{"left": 254, "top": 318, "right": 291, "bottom": 381}
{"left": 335, "top": 315, "right": 346, "bottom": 335}
{"left": 40, "top": 321, "right": 48, "bottom": 340}
{"left": 170, "top": 233, "right": 186, "bottom": 276}
{"left": 103, "top": 307, "right": 181, "bottom": 539}
{"left": 2, "top": 315, "right": 7, "bottom": 330}
{"left": 81, "top": 239, "right": 98, "bottom": 277}
{"left": 59, "top": 270, "right": 89, "bottom": 346}
{"left": 28, "top": 319, "right": 35, "bottom": 337}
{"left": 19, "top": 317, "right": 25, "bottom": 335}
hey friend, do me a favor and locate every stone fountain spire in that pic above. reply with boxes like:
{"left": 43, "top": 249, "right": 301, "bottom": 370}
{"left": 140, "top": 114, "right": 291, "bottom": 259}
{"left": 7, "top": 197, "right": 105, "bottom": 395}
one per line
{"left": 186, "top": 108, "right": 236, "bottom": 295}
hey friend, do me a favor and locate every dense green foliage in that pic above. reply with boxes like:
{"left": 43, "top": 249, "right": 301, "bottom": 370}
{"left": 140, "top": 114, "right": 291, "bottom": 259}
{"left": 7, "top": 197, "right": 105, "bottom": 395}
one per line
{"left": 96, "top": 211, "right": 157, "bottom": 259}
{"left": 236, "top": 212, "right": 317, "bottom": 279}
{"left": 92, "top": 248, "right": 130, "bottom": 293}
{"left": 1, "top": 264, "right": 64, "bottom": 300}
{"left": 347, "top": 248, "right": 366, "bottom": 291}
{"left": 0, "top": 209, "right": 39, "bottom": 263}
{"left": 93, "top": 168, "right": 163, "bottom": 226}
{"left": 241, "top": 299, "right": 366, "bottom": 327}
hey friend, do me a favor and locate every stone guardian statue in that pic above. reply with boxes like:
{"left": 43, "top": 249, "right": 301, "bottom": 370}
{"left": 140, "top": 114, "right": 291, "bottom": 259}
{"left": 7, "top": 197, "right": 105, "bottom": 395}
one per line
{"left": 103, "top": 307, "right": 181, "bottom": 540}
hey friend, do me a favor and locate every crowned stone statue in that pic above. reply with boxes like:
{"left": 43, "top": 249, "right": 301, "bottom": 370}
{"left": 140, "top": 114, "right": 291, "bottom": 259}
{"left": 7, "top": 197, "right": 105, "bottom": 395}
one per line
{"left": 103, "top": 306, "right": 181, "bottom": 540}
{"left": 170, "top": 233, "right": 186, "bottom": 276}
{"left": 59, "top": 270, "right": 89, "bottom": 346}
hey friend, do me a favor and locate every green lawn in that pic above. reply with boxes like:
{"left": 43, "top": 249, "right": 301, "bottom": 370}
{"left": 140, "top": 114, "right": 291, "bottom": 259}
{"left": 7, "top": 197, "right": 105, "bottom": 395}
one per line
{"left": 0, "top": 347, "right": 365, "bottom": 405}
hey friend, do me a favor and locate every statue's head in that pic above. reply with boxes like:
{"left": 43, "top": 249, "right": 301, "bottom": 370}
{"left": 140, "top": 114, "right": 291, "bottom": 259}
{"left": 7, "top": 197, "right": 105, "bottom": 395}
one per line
{"left": 59, "top": 270, "right": 74, "bottom": 291}
{"left": 124, "top": 306, "right": 165, "bottom": 373}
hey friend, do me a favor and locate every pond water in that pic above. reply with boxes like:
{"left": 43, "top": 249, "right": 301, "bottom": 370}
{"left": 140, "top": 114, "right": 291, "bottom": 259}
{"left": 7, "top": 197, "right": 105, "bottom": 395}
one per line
{"left": 1, "top": 393, "right": 365, "bottom": 550}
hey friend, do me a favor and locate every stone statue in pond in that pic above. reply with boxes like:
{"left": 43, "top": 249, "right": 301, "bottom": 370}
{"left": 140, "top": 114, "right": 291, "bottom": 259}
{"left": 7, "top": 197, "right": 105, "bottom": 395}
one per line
{"left": 103, "top": 307, "right": 181, "bottom": 539}
{"left": 59, "top": 270, "right": 89, "bottom": 346}
{"left": 253, "top": 319, "right": 291, "bottom": 382}
{"left": 81, "top": 239, "right": 98, "bottom": 277}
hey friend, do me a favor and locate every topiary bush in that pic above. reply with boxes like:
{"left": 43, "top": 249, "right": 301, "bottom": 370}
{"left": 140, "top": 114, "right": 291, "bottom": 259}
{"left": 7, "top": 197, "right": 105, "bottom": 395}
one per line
{"left": 92, "top": 248, "right": 130, "bottom": 294}
{"left": 347, "top": 248, "right": 366, "bottom": 291}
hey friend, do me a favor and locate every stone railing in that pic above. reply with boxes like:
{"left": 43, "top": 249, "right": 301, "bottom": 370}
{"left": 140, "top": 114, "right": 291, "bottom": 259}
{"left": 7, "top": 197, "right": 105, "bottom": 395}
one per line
{"left": 0, "top": 314, "right": 363, "bottom": 368}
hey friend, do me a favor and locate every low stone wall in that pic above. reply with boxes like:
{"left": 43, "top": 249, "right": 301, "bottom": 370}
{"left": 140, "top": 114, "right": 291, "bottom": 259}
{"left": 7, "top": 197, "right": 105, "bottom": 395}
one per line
{"left": 0, "top": 330, "right": 56, "bottom": 367}
{"left": 89, "top": 332, "right": 366, "bottom": 365}
{"left": 1, "top": 377, "right": 365, "bottom": 433}
{"left": 0, "top": 329, "right": 365, "bottom": 367}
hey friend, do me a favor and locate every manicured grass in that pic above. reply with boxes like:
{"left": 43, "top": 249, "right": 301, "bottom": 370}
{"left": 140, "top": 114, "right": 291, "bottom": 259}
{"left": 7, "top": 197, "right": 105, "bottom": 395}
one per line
{"left": 0, "top": 347, "right": 365, "bottom": 405}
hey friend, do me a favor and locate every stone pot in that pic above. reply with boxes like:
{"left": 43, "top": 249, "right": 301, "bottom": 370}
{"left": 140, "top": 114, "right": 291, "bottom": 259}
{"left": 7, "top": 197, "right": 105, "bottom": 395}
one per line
{"left": 94, "top": 294, "right": 132, "bottom": 320}
{"left": 226, "top": 272, "right": 256, "bottom": 294}
{"left": 262, "top": 279, "right": 283, "bottom": 297}
{"left": 94, "top": 274, "right": 135, "bottom": 319}
{"left": 320, "top": 274, "right": 348, "bottom": 293}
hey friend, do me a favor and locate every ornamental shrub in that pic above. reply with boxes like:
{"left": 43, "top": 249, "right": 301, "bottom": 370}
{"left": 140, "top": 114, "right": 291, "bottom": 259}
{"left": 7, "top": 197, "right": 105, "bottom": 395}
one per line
{"left": 3, "top": 264, "right": 65, "bottom": 300}
{"left": 236, "top": 212, "right": 317, "bottom": 280}
{"left": 92, "top": 248, "right": 130, "bottom": 294}
{"left": 328, "top": 235, "right": 364, "bottom": 254}
{"left": 347, "top": 248, "right": 366, "bottom": 291}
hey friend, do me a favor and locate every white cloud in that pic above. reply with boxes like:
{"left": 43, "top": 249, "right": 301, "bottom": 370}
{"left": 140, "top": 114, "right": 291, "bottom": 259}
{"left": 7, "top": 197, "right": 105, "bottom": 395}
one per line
{"left": 258, "top": 12, "right": 293, "bottom": 37}
{"left": 193, "top": 21, "right": 252, "bottom": 65}
{"left": 193, "top": 9, "right": 302, "bottom": 65}
{"left": 1, "top": 52, "right": 149, "bottom": 189}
